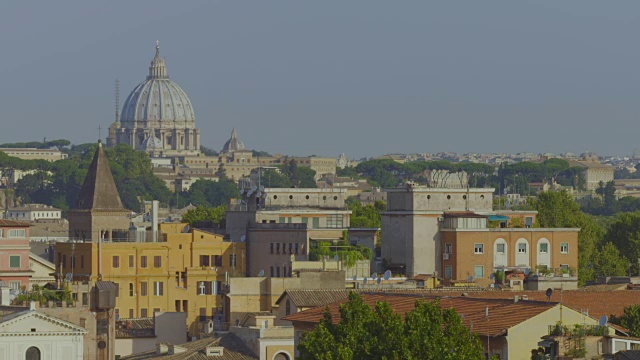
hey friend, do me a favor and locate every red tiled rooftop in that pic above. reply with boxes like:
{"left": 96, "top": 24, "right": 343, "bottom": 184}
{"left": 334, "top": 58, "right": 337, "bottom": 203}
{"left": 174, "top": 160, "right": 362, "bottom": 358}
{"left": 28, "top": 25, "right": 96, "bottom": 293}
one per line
{"left": 284, "top": 292, "right": 557, "bottom": 337}
{"left": 0, "top": 220, "right": 30, "bottom": 227}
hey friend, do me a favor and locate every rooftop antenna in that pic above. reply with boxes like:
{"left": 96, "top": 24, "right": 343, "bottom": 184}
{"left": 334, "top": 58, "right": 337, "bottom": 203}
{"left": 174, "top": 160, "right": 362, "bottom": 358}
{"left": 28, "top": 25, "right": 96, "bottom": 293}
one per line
{"left": 115, "top": 79, "right": 120, "bottom": 122}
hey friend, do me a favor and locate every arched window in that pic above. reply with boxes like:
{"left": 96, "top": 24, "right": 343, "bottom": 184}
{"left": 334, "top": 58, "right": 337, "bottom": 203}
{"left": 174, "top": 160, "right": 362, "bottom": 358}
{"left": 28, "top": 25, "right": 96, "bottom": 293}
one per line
{"left": 25, "top": 346, "right": 41, "bottom": 360}
{"left": 285, "top": 299, "right": 291, "bottom": 316}
{"left": 273, "top": 353, "right": 290, "bottom": 360}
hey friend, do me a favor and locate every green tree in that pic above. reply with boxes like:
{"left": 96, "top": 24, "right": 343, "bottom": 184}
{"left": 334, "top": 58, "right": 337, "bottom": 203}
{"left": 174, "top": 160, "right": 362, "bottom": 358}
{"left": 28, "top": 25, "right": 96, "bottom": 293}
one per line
{"left": 605, "top": 211, "right": 640, "bottom": 274}
{"left": 297, "top": 292, "right": 484, "bottom": 360}
{"left": 593, "top": 242, "right": 627, "bottom": 277}
{"left": 536, "top": 190, "right": 604, "bottom": 284}
{"left": 620, "top": 305, "right": 640, "bottom": 337}
{"left": 181, "top": 205, "right": 227, "bottom": 228}
{"left": 260, "top": 168, "right": 291, "bottom": 188}
{"left": 183, "top": 178, "right": 239, "bottom": 208}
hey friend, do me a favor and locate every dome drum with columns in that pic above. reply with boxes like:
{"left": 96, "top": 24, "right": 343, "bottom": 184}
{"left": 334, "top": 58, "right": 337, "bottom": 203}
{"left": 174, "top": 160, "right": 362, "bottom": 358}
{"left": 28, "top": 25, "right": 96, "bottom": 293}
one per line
{"left": 107, "top": 43, "right": 201, "bottom": 157}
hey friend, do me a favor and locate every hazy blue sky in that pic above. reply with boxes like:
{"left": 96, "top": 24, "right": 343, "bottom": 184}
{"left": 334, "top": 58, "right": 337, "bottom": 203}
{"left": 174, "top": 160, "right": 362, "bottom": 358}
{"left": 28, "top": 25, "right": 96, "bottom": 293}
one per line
{"left": 1, "top": 1, "right": 639, "bottom": 158}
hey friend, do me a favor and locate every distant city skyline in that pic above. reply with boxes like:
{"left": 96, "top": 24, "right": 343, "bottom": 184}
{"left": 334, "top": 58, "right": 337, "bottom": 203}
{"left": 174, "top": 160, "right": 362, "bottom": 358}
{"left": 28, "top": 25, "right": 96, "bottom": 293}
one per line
{"left": 1, "top": 1, "right": 640, "bottom": 158}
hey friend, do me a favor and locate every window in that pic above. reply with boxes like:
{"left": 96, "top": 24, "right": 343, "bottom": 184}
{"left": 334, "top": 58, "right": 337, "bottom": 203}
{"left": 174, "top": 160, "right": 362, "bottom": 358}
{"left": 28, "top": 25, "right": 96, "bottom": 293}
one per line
{"left": 474, "top": 244, "right": 484, "bottom": 254}
{"left": 154, "top": 281, "right": 163, "bottom": 296}
{"left": 229, "top": 254, "right": 237, "bottom": 267}
{"left": 112, "top": 256, "right": 120, "bottom": 268}
{"left": 270, "top": 266, "right": 274, "bottom": 277}
{"left": 70, "top": 256, "right": 75, "bottom": 269}
{"left": 140, "top": 282, "right": 147, "bottom": 296}
{"left": 289, "top": 243, "right": 293, "bottom": 254}
{"left": 141, "top": 256, "right": 148, "bottom": 268}
{"left": 200, "top": 307, "right": 207, "bottom": 321}
{"left": 200, "top": 255, "right": 210, "bottom": 266}
{"left": 9, "top": 256, "right": 20, "bottom": 268}
{"left": 141, "top": 308, "right": 148, "bottom": 318}
{"left": 327, "top": 214, "right": 343, "bottom": 228}
{"left": 212, "top": 255, "right": 222, "bottom": 266}
{"left": 129, "top": 255, "right": 134, "bottom": 268}
{"left": 282, "top": 243, "right": 287, "bottom": 254}
{"left": 445, "top": 265, "right": 452, "bottom": 279}
{"left": 270, "top": 243, "right": 274, "bottom": 254}
{"left": 525, "top": 216, "right": 533, "bottom": 228}
{"left": 302, "top": 217, "right": 308, "bottom": 224}
{"left": 518, "top": 243, "right": 527, "bottom": 253}
{"left": 8, "top": 229, "right": 25, "bottom": 238}
{"left": 445, "top": 244, "right": 452, "bottom": 254}
{"left": 276, "top": 266, "right": 280, "bottom": 277}
{"left": 81, "top": 255, "right": 85, "bottom": 268}
{"left": 129, "top": 309, "right": 134, "bottom": 318}
{"left": 279, "top": 217, "right": 285, "bottom": 223}
{"left": 496, "top": 244, "right": 505, "bottom": 254}
{"left": 474, "top": 265, "right": 484, "bottom": 278}
{"left": 312, "top": 217, "right": 320, "bottom": 228}
{"left": 295, "top": 243, "right": 299, "bottom": 254}
{"left": 285, "top": 299, "right": 291, "bottom": 316}
{"left": 129, "top": 283, "right": 134, "bottom": 297}
{"left": 198, "top": 281, "right": 206, "bottom": 295}
{"left": 82, "top": 293, "right": 88, "bottom": 305}
{"left": 560, "top": 243, "right": 569, "bottom": 254}
{"left": 9, "top": 281, "right": 20, "bottom": 290}
{"left": 560, "top": 264, "right": 569, "bottom": 271}
{"left": 276, "top": 243, "right": 280, "bottom": 254}
{"left": 154, "top": 256, "right": 162, "bottom": 268}
{"left": 539, "top": 243, "right": 548, "bottom": 253}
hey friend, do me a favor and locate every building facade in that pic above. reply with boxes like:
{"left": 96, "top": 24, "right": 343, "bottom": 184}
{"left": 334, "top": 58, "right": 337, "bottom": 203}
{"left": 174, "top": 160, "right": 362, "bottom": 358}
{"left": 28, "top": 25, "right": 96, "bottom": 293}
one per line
{"left": 0, "top": 220, "right": 32, "bottom": 292}
{"left": 56, "top": 224, "right": 246, "bottom": 336}
{"left": 6, "top": 204, "right": 62, "bottom": 222}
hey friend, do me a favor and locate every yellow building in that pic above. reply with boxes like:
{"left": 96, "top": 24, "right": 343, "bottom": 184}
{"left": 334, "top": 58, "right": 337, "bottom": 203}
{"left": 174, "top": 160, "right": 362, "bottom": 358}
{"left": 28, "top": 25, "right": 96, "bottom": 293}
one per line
{"left": 56, "top": 224, "right": 246, "bottom": 336}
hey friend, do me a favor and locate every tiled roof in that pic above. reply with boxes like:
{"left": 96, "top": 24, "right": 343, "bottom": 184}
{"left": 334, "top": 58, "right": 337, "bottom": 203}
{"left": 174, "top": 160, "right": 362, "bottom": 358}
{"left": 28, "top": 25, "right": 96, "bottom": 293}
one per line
{"left": 276, "top": 289, "right": 350, "bottom": 308}
{"left": 0, "top": 219, "right": 30, "bottom": 227}
{"left": 116, "top": 318, "right": 155, "bottom": 338}
{"left": 284, "top": 292, "right": 556, "bottom": 337}
{"left": 121, "top": 333, "right": 257, "bottom": 360}
{"left": 574, "top": 284, "right": 629, "bottom": 292}
{"left": 455, "top": 290, "right": 640, "bottom": 319}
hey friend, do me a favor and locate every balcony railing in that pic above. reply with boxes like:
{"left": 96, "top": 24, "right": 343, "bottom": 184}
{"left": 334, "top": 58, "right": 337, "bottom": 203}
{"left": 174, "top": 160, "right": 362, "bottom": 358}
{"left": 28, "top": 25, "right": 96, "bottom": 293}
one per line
{"left": 548, "top": 324, "right": 609, "bottom": 337}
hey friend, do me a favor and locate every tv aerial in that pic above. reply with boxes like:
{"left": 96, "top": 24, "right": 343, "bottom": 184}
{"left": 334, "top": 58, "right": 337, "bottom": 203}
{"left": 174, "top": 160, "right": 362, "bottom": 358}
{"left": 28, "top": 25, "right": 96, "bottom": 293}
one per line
{"left": 258, "top": 269, "right": 265, "bottom": 277}
{"left": 372, "top": 272, "right": 378, "bottom": 280}
{"left": 363, "top": 277, "right": 368, "bottom": 285}
{"left": 383, "top": 270, "right": 391, "bottom": 281}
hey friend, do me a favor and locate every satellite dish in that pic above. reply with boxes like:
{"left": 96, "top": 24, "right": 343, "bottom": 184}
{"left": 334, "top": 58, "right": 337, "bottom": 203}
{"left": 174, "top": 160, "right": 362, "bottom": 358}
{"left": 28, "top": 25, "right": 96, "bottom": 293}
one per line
{"left": 256, "top": 191, "right": 262, "bottom": 198}
{"left": 384, "top": 270, "right": 391, "bottom": 281}
{"left": 247, "top": 190, "right": 254, "bottom": 197}
{"left": 240, "top": 235, "right": 246, "bottom": 242}
{"left": 352, "top": 274, "right": 357, "bottom": 281}
{"left": 490, "top": 273, "right": 495, "bottom": 280}
{"left": 251, "top": 186, "right": 257, "bottom": 192}
{"left": 262, "top": 192, "right": 268, "bottom": 198}
{"left": 372, "top": 272, "right": 378, "bottom": 279}
{"left": 599, "top": 315, "right": 608, "bottom": 327}
{"left": 376, "top": 278, "right": 381, "bottom": 285}
{"left": 240, "top": 188, "right": 245, "bottom": 195}
{"left": 468, "top": 275, "right": 474, "bottom": 282}
{"left": 259, "top": 186, "right": 265, "bottom": 192}
{"left": 545, "top": 288, "right": 553, "bottom": 298}
{"left": 182, "top": 224, "right": 191, "bottom": 233}
{"left": 65, "top": 273, "right": 73, "bottom": 282}
{"left": 258, "top": 269, "right": 265, "bottom": 277}
{"left": 237, "top": 199, "right": 242, "bottom": 205}
{"left": 363, "top": 277, "right": 368, "bottom": 285}
{"left": 333, "top": 255, "right": 339, "bottom": 262}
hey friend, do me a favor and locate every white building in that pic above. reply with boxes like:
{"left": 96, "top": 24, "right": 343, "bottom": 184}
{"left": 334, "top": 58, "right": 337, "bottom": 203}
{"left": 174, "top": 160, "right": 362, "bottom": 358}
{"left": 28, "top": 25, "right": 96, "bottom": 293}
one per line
{"left": 6, "top": 204, "right": 62, "bottom": 222}
{"left": 0, "top": 303, "right": 87, "bottom": 359}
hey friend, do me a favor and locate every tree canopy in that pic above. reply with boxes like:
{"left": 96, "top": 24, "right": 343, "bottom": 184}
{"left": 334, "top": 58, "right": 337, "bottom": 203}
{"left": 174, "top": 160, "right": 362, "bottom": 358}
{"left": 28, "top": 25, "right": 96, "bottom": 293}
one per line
{"left": 297, "top": 292, "right": 485, "bottom": 360}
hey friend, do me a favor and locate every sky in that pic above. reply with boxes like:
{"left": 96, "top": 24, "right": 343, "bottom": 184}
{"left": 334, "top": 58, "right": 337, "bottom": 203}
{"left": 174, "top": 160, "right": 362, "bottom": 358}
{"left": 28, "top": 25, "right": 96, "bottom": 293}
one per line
{"left": 1, "top": 1, "right": 640, "bottom": 159}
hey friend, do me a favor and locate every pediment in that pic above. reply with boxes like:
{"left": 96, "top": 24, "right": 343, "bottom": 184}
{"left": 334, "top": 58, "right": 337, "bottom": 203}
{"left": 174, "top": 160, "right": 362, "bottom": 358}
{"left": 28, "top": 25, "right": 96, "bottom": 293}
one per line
{"left": 0, "top": 311, "right": 88, "bottom": 334}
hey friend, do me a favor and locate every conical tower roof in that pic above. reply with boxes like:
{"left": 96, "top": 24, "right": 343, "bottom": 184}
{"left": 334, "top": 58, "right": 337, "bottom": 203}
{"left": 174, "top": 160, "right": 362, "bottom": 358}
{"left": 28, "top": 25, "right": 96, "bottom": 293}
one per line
{"left": 75, "top": 141, "right": 125, "bottom": 210}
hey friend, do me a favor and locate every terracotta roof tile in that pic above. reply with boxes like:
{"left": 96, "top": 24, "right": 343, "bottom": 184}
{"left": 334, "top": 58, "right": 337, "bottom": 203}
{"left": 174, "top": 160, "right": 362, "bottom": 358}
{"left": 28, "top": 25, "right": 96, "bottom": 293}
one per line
{"left": 284, "top": 292, "right": 556, "bottom": 337}
{"left": 121, "top": 333, "right": 257, "bottom": 360}
{"left": 276, "top": 289, "right": 350, "bottom": 308}
{"left": 0, "top": 220, "right": 30, "bottom": 227}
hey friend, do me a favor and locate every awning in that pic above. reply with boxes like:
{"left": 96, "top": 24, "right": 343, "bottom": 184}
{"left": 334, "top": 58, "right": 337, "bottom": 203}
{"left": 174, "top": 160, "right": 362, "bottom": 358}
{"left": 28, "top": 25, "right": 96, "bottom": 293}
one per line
{"left": 488, "top": 215, "right": 510, "bottom": 221}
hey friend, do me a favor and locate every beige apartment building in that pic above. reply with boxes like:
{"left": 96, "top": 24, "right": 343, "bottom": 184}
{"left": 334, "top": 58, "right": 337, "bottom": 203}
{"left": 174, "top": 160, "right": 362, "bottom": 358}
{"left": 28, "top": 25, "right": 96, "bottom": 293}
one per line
{"left": 0, "top": 148, "right": 68, "bottom": 162}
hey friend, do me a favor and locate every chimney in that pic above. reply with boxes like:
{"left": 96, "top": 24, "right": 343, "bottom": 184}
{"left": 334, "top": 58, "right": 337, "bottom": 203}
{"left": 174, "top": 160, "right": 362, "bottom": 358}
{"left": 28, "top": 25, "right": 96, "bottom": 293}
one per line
{"left": 152, "top": 200, "right": 159, "bottom": 242}
{"left": 156, "top": 343, "right": 168, "bottom": 355}
{"left": 29, "top": 301, "right": 36, "bottom": 311}
{"left": 513, "top": 295, "right": 519, "bottom": 303}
